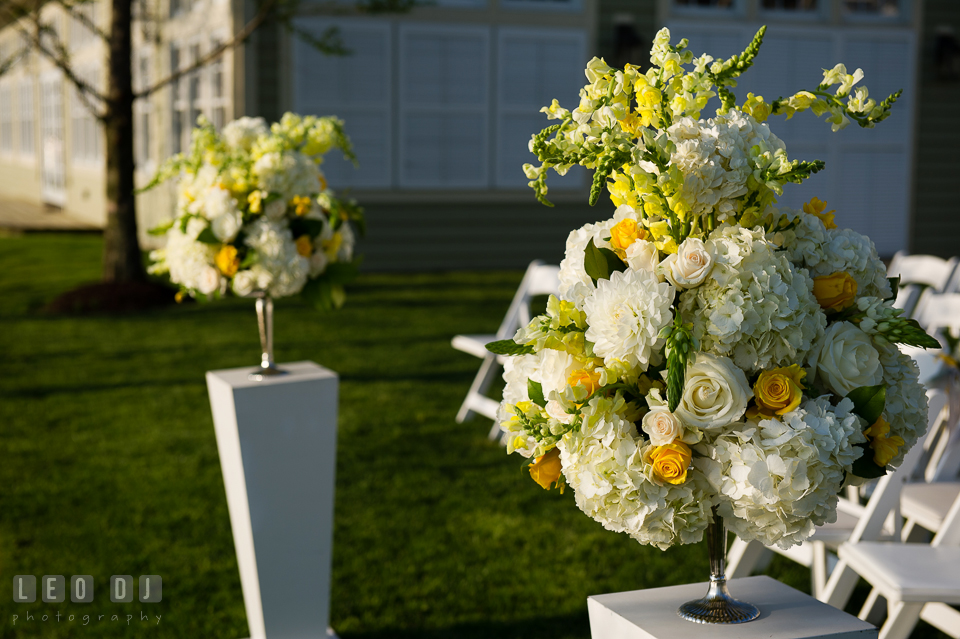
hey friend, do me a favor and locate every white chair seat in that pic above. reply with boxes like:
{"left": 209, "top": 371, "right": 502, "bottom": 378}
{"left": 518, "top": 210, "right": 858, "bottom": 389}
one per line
{"left": 451, "top": 334, "right": 498, "bottom": 360}
{"left": 838, "top": 541, "right": 960, "bottom": 604}
{"left": 811, "top": 508, "right": 865, "bottom": 546}
{"left": 901, "top": 483, "right": 960, "bottom": 533}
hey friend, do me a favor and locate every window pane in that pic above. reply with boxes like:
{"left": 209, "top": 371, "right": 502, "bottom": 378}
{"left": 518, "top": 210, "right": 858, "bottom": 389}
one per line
{"left": 673, "top": 0, "right": 735, "bottom": 7}
{"left": 844, "top": 0, "right": 900, "bottom": 16}
{"left": 762, "top": 0, "right": 818, "bottom": 9}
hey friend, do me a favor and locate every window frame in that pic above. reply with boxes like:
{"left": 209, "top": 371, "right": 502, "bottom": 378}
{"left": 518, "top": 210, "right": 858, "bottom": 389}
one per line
{"left": 18, "top": 77, "right": 35, "bottom": 159}
{"left": 0, "top": 81, "right": 13, "bottom": 156}
{"left": 498, "top": 0, "right": 584, "bottom": 14}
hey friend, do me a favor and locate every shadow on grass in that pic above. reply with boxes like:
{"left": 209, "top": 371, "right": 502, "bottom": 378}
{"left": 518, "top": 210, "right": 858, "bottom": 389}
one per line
{"left": 339, "top": 611, "right": 589, "bottom": 639}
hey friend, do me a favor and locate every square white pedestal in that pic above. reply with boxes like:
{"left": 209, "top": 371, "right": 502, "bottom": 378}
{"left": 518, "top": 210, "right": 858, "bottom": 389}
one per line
{"left": 588, "top": 575, "right": 877, "bottom": 639}
{"left": 207, "top": 361, "right": 339, "bottom": 639}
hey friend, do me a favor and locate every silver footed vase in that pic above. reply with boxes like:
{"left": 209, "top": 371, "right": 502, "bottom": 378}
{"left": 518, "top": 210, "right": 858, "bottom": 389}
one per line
{"left": 677, "top": 507, "right": 760, "bottom": 624}
{"left": 249, "top": 293, "right": 287, "bottom": 380}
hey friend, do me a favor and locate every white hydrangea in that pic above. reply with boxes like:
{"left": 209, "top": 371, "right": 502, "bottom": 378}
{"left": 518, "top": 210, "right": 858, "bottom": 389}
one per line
{"left": 583, "top": 268, "right": 674, "bottom": 371}
{"left": 877, "top": 341, "right": 929, "bottom": 468}
{"left": 559, "top": 394, "right": 714, "bottom": 550}
{"left": 699, "top": 397, "right": 866, "bottom": 549}
{"left": 680, "top": 225, "right": 826, "bottom": 374}
{"left": 222, "top": 116, "right": 268, "bottom": 151}
{"left": 657, "top": 110, "right": 785, "bottom": 224}
{"left": 201, "top": 186, "right": 242, "bottom": 242}
{"left": 243, "top": 218, "right": 310, "bottom": 297}
{"left": 777, "top": 211, "right": 891, "bottom": 299}
{"left": 161, "top": 227, "right": 222, "bottom": 295}
{"left": 252, "top": 151, "right": 322, "bottom": 201}
{"left": 557, "top": 219, "right": 616, "bottom": 308}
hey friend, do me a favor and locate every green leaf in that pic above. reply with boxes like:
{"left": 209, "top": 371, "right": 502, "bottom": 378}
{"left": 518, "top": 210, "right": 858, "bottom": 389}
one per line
{"left": 289, "top": 218, "right": 326, "bottom": 239}
{"left": 196, "top": 227, "right": 220, "bottom": 245}
{"left": 528, "top": 380, "right": 546, "bottom": 407}
{"left": 846, "top": 385, "right": 886, "bottom": 427}
{"left": 583, "top": 238, "right": 626, "bottom": 284}
{"left": 851, "top": 443, "right": 888, "bottom": 479}
{"left": 485, "top": 340, "right": 535, "bottom": 356}
{"left": 324, "top": 258, "right": 362, "bottom": 285}
{"left": 148, "top": 220, "right": 174, "bottom": 236}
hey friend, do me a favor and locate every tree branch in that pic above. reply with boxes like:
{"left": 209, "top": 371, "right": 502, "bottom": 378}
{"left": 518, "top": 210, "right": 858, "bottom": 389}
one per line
{"left": 137, "top": 0, "right": 277, "bottom": 99}
{"left": 14, "top": 17, "right": 107, "bottom": 120}
{"left": 53, "top": 0, "right": 109, "bottom": 42}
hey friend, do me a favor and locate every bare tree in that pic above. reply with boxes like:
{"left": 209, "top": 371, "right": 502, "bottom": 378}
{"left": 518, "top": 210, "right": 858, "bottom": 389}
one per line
{"left": 0, "top": 0, "right": 411, "bottom": 285}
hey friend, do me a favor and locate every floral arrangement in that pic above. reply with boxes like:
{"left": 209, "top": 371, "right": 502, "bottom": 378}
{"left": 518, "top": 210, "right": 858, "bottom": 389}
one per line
{"left": 490, "top": 27, "right": 939, "bottom": 551}
{"left": 147, "top": 113, "right": 364, "bottom": 310}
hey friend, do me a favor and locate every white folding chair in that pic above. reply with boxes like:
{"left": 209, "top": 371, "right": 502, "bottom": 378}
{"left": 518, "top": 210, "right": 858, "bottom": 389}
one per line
{"left": 727, "top": 389, "right": 949, "bottom": 609}
{"left": 837, "top": 488, "right": 960, "bottom": 639}
{"left": 887, "top": 252, "right": 959, "bottom": 320}
{"left": 452, "top": 261, "right": 560, "bottom": 438}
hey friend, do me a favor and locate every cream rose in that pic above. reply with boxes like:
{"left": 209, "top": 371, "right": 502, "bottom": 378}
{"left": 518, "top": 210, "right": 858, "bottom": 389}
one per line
{"left": 660, "top": 238, "right": 714, "bottom": 288}
{"left": 642, "top": 406, "right": 683, "bottom": 446}
{"left": 808, "top": 321, "right": 883, "bottom": 396}
{"left": 675, "top": 353, "right": 752, "bottom": 429}
{"left": 626, "top": 239, "right": 660, "bottom": 274}
{"left": 198, "top": 265, "right": 221, "bottom": 295}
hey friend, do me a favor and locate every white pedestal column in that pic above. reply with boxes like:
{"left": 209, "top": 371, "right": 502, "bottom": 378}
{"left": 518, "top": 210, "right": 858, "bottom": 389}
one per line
{"left": 207, "top": 361, "right": 339, "bottom": 639}
{"left": 587, "top": 576, "right": 877, "bottom": 639}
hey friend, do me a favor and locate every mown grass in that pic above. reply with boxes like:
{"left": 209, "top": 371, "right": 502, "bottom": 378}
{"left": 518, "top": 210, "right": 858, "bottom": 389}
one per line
{"left": 0, "top": 233, "right": 945, "bottom": 638}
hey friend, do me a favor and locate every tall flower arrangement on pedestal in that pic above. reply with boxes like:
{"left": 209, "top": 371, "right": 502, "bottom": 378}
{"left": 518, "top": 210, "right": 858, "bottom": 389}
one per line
{"left": 147, "top": 113, "right": 364, "bottom": 311}
{"left": 491, "top": 27, "right": 938, "bottom": 552}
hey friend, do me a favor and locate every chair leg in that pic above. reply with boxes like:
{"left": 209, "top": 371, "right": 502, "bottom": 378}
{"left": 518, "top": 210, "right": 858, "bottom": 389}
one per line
{"left": 811, "top": 541, "right": 827, "bottom": 600}
{"left": 879, "top": 601, "right": 924, "bottom": 639}
{"left": 859, "top": 588, "right": 886, "bottom": 626}
{"left": 726, "top": 538, "right": 770, "bottom": 579}
{"left": 819, "top": 558, "right": 862, "bottom": 609}
{"left": 456, "top": 355, "right": 501, "bottom": 424}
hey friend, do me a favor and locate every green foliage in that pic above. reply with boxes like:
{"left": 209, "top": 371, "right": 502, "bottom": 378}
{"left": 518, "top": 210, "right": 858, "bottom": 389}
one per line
{"left": 709, "top": 26, "right": 767, "bottom": 112}
{"left": 486, "top": 339, "right": 536, "bottom": 356}
{"left": 528, "top": 380, "right": 547, "bottom": 407}
{"left": 659, "top": 314, "right": 696, "bottom": 413}
{"left": 846, "top": 385, "right": 885, "bottom": 427}
{"left": 582, "top": 238, "right": 626, "bottom": 284}
{"left": 851, "top": 444, "right": 888, "bottom": 479}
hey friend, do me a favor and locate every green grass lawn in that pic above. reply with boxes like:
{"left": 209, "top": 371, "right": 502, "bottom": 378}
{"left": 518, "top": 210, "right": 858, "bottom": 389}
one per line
{"left": 0, "top": 233, "right": 947, "bottom": 638}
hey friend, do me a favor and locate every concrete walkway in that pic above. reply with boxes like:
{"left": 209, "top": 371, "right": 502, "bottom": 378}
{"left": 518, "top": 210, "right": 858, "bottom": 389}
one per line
{"left": 0, "top": 198, "right": 99, "bottom": 231}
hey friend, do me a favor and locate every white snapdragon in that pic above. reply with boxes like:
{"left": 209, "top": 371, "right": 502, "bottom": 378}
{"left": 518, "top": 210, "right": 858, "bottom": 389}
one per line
{"left": 222, "top": 116, "right": 268, "bottom": 151}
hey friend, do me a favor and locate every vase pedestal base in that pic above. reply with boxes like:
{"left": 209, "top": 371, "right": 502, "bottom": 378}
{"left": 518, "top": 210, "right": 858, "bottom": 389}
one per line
{"left": 677, "top": 576, "right": 760, "bottom": 624}
{"left": 588, "top": 576, "right": 877, "bottom": 639}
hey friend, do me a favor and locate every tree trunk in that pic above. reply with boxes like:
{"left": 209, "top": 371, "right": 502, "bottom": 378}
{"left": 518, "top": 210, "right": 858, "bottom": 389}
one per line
{"left": 101, "top": 0, "right": 144, "bottom": 283}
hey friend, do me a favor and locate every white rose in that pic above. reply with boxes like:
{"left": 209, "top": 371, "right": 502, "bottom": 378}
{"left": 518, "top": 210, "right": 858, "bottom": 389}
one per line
{"left": 808, "top": 321, "right": 883, "bottom": 396}
{"left": 626, "top": 239, "right": 660, "bottom": 274}
{"left": 675, "top": 353, "right": 752, "bottom": 430}
{"left": 198, "top": 265, "right": 221, "bottom": 295}
{"left": 642, "top": 406, "right": 683, "bottom": 446}
{"left": 546, "top": 400, "right": 576, "bottom": 424}
{"left": 660, "top": 238, "right": 714, "bottom": 288}
{"left": 265, "top": 199, "right": 287, "bottom": 220}
{"left": 232, "top": 270, "right": 257, "bottom": 297}
{"left": 211, "top": 211, "right": 242, "bottom": 242}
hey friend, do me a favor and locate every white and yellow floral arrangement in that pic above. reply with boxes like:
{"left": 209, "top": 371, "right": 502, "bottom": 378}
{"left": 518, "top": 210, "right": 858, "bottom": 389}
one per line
{"left": 147, "top": 113, "right": 364, "bottom": 310}
{"left": 490, "top": 27, "right": 939, "bottom": 551}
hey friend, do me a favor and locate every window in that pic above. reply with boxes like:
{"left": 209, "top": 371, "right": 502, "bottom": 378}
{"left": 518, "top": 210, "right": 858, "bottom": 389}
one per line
{"left": 70, "top": 1, "right": 100, "bottom": 50}
{"left": 135, "top": 53, "right": 152, "bottom": 166}
{"left": 398, "top": 23, "right": 490, "bottom": 188}
{"left": 500, "top": 0, "right": 582, "bottom": 12}
{"left": 188, "top": 44, "right": 201, "bottom": 131}
{"left": 761, "top": 0, "right": 818, "bottom": 9}
{"left": 844, "top": 0, "right": 904, "bottom": 19}
{"left": 673, "top": 0, "right": 737, "bottom": 8}
{"left": 19, "top": 78, "right": 34, "bottom": 157}
{"left": 71, "top": 66, "right": 102, "bottom": 163}
{"left": 292, "top": 19, "right": 588, "bottom": 192}
{"left": 208, "top": 39, "right": 227, "bottom": 130}
{"left": 171, "top": 45, "right": 185, "bottom": 154}
{"left": 0, "top": 83, "right": 12, "bottom": 155}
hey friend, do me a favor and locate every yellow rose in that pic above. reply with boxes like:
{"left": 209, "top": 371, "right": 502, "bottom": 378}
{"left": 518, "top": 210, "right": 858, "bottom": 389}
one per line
{"left": 215, "top": 245, "right": 240, "bottom": 277}
{"left": 529, "top": 447, "right": 563, "bottom": 490}
{"left": 813, "top": 272, "right": 858, "bottom": 312}
{"left": 295, "top": 235, "right": 313, "bottom": 257}
{"left": 609, "top": 218, "right": 646, "bottom": 252}
{"left": 646, "top": 441, "right": 691, "bottom": 485}
{"left": 753, "top": 365, "right": 805, "bottom": 416}
{"left": 863, "top": 416, "right": 904, "bottom": 467}
{"left": 567, "top": 369, "right": 601, "bottom": 396}
{"left": 803, "top": 197, "right": 837, "bottom": 230}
